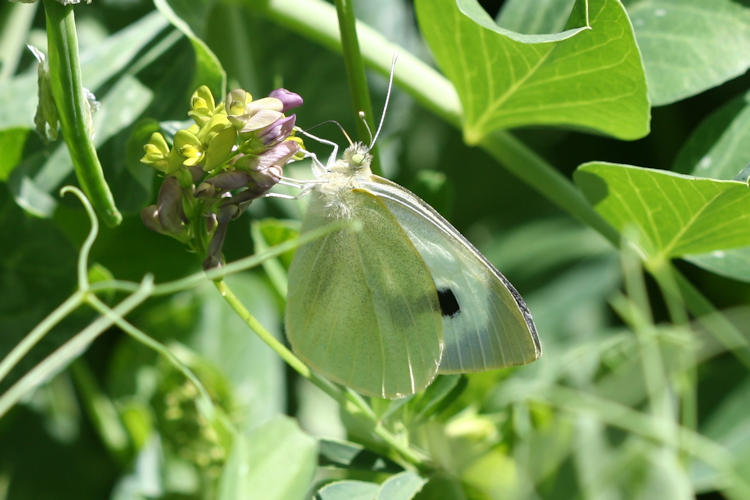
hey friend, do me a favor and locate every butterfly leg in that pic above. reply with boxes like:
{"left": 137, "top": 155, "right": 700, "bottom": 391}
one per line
{"left": 294, "top": 127, "right": 339, "bottom": 170}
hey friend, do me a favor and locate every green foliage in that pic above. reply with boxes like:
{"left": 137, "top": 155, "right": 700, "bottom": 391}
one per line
{"left": 575, "top": 163, "right": 750, "bottom": 260}
{"left": 2, "top": 0, "right": 750, "bottom": 499}
{"left": 416, "top": 0, "right": 650, "bottom": 143}
{"left": 628, "top": 0, "right": 750, "bottom": 106}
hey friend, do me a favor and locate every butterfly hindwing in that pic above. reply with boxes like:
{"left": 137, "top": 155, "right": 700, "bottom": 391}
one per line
{"left": 285, "top": 188, "right": 444, "bottom": 398}
{"left": 362, "top": 176, "right": 541, "bottom": 373}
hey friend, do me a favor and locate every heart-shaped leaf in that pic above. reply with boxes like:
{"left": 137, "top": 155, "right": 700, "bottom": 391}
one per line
{"left": 415, "top": 0, "right": 649, "bottom": 143}
{"left": 574, "top": 162, "right": 750, "bottom": 261}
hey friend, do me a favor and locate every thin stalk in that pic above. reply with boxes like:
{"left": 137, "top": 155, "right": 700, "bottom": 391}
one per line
{"left": 0, "top": 291, "right": 84, "bottom": 383}
{"left": 333, "top": 0, "right": 381, "bottom": 174}
{"left": 648, "top": 260, "right": 697, "bottom": 431}
{"left": 43, "top": 0, "right": 121, "bottom": 226}
{"left": 0, "top": 277, "right": 153, "bottom": 418}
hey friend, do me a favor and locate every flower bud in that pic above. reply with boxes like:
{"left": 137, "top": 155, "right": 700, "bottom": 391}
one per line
{"left": 269, "top": 88, "right": 303, "bottom": 112}
{"left": 196, "top": 171, "right": 253, "bottom": 197}
{"left": 156, "top": 176, "right": 185, "bottom": 235}
{"left": 173, "top": 129, "right": 204, "bottom": 167}
{"left": 225, "top": 89, "right": 253, "bottom": 117}
{"left": 189, "top": 85, "right": 218, "bottom": 126}
{"left": 141, "top": 132, "right": 171, "bottom": 172}
{"left": 258, "top": 114, "right": 296, "bottom": 146}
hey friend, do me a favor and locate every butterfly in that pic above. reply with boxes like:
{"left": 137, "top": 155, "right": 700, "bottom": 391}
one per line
{"left": 284, "top": 65, "right": 540, "bottom": 399}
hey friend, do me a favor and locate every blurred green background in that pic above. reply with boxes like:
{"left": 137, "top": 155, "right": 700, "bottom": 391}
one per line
{"left": 1, "top": 0, "right": 750, "bottom": 498}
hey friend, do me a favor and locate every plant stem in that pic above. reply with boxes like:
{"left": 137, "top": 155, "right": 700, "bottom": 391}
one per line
{"left": 43, "top": 0, "right": 121, "bottom": 226}
{"left": 0, "top": 291, "right": 84, "bottom": 384}
{"left": 333, "top": 0, "right": 381, "bottom": 174}
{"left": 0, "top": 277, "right": 153, "bottom": 419}
{"left": 647, "top": 260, "right": 697, "bottom": 431}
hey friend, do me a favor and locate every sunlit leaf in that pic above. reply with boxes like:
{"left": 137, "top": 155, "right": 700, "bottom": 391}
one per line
{"left": 416, "top": 0, "right": 649, "bottom": 143}
{"left": 671, "top": 89, "right": 750, "bottom": 282}
{"left": 497, "top": 0, "right": 576, "bottom": 34}
{"left": 574, "top": 162, "right": 750, "bottom": 261}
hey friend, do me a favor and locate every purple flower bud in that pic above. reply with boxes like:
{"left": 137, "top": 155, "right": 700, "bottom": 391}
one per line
{"left": 256, "top": 140, "right": 300, "bottom": 172}
{"left": 200, "top": 171, "right": 252, "bottom": 194}
{"left": 269, "top": 88, "right": 303, "bottom": 112}
{"left": 258, "top": 114, "right": 296, "bottom": 146}
{"left": 204, "top": 217, "right": 229, "bottom": 270}
{"left": 141, "top": 205, "right": 163, "bottom": 233}
{"left": 156, "top": 176, "right": 185, "bottom": 234}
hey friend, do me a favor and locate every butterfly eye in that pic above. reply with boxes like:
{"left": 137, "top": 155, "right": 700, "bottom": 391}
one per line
{"left": 352, "top": 153, "right": 365, "bottom": 165}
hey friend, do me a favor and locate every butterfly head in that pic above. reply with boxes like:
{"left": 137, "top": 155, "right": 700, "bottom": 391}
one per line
{"left": 330, "top": 141, "right": 372, "bottom": 177}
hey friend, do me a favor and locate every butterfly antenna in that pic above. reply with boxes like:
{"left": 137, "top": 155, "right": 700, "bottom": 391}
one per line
{"left": 359, "top": 111, "right": 374, "bottom": 145}
{"left": 305, "top": 119, "right": 353, "bottom": 146}
{"left": 368, "top": 53, "right": 398, "bottom": 151}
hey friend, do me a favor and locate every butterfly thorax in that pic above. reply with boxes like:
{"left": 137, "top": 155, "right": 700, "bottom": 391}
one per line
{"left": 315, "top": 142, "right": 374, "bottom": 218}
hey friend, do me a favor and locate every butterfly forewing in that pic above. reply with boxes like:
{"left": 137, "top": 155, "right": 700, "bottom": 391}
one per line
{"left": 362, "top": 176, "right": 541, "bottom": 373}
{"left": 285, "top": 188, "right": 444, "bottom": 398}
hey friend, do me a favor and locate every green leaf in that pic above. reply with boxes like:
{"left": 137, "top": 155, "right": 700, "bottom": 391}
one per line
{"left": 628, "top": 0, "right": 750, "bottom": 106}
{"left": 176, "top": 275, "right": 285, "bottom": 429}
{"left": 497, "top": 0, "right": 576, "bottom": 34}
{"left": 250, "top": 218, "right": 299, "bottom": 297}
{"left": 574, "top": 162, "right": 750, "bottom": 261}
{"left": 318, "top": 439, "right": 401, "bottom": 473}
{"left": 315, "top": 472, "right": 426, "bottom": 500}
{"left": 671, "top": 90, "right": 750, "bottom": 282}
{"left": 0, "top": 11, "right": 167, "bottom": 130}
{"left": 8, "top": 74, "right": 153, "bottom": 218}
{"left": 316, "top": 480, "right": 379, "bottom": 500}
{"left": 154, "top": 0, "right": 226, "bottom": 99}
{"left": 0, "top": 185, "right": 76, "bottom": 388}
{"left": 674, "top": 91, "right": 750, "bottom": 180}
{"left": 0, "top": 127, "right": 30, "bottom": 181}
{"left": 690, "top": 372, "right": 750, "bottom": 492}
{"left": 684, "top": 250, "right": 750, "bottom": 283}
{"left": 377, "top": 471, "right": 427, "bottom": 499}
{"left": 218, "top": 416, "right": 317, "bottom": 500}
{"left": 415, "top": 0, "right": 649, "bottom": 143}
{"left": 406, "top": 374, "right": 464, "bottom": 424}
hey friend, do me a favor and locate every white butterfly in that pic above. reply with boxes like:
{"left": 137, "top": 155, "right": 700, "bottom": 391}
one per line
{"left": 283, "top": 64, "right": 541, "bottom": 399}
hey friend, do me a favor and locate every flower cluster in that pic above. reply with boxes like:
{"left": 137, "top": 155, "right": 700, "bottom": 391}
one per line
{"left": 141, "top": 85, "right": 303, "bottom": 268}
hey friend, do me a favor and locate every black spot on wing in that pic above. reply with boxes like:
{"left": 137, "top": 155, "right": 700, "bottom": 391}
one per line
{"left": 437, "top": 288, "right": 460, "bottom": 317}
